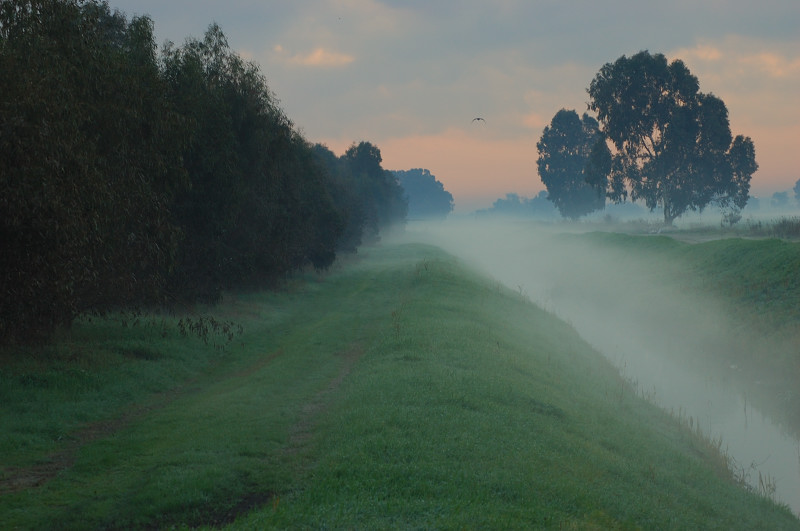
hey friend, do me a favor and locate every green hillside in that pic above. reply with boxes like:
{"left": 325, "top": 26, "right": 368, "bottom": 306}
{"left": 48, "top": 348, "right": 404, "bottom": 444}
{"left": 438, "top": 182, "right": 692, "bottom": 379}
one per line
{"left": 1, "top": 243, "right": 797, "bottom": 529}
{"left": 578, "top": 232, "right": 800, "bottom": 328}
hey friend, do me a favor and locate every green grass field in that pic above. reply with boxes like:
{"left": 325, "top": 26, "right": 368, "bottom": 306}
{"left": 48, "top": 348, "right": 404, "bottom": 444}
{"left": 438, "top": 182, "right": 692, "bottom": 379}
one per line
{"left": 1, "top": 242, "right": 798, "bottom": 529}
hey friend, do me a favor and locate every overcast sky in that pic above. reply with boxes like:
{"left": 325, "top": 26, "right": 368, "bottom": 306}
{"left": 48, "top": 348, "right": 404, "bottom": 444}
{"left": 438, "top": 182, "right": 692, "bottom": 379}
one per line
{"left": 112, "top": 0, "right": 799, "bottom": 212}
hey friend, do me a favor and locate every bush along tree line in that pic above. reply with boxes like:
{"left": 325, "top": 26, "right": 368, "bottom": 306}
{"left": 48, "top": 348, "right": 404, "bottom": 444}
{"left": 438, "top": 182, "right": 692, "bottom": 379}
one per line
{"left": 0, "top": 0, "right": 407, "bottom": 343}
{"left": 537, "top": 50, "right": 758, "bottom": 225}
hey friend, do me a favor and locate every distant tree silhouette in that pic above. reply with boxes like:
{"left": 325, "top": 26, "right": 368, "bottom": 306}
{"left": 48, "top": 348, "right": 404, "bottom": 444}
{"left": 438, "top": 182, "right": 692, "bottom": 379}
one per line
{"left": 393, "top": 168, "right": 454, "bottom": 219}
{"left": 794, "top": 178, "right": 800, "bottom": 207}
{"left": 342, "top": 142, "right": 407, "bottom": 242}
{"left": 771, "top": 191, "right": 790, "bottom": 209}
{"left": 536, "top": 109, "right": 607, "bottom": 220}
{"left": 587, "top": 51, "right": 757, "bottom": 225}
{"left": 475, "top": 192, "right": 558, "bottom": 219}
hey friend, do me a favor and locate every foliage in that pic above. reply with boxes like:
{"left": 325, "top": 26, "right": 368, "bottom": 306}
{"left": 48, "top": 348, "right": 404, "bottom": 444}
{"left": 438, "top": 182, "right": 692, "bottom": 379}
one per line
{"left": 794, "top": 178, "right": 800, "bottom": 206}
{"left": 1, "top": 0, "right": 186, "bottom": 341}
{"left": 341, "top": 141, "right": 408, "bottom": 242}
{"left": 161, "top": 26, "right": 345, "bottom": 300}
{"left": 771, "top": 191, "right": 790, "bottom": 209}
{"left": 587, "top": 51, "right": 758, "bottom": 225}
{"left": 475, "top": 191, "right": 558, "bottom": 219}
{"left": 536, "top": 109, "right": 607, "bottom": 219}
{"left": 0, "top": 2, "right": 402, "bottom": 343}
{"left": 491, "top": 193, "right": 532, "bottom": 216}
{"left": 311, "top": 142, "right": 409, "bottom": 250}
{"left": 311, "top": 143, "right": 367, "bottom": 253}
{"left": 392, "top": 168, "right": 454, "bottom": 219}
{"left": 743, "top": 216, "right": 800, "bottom": 240}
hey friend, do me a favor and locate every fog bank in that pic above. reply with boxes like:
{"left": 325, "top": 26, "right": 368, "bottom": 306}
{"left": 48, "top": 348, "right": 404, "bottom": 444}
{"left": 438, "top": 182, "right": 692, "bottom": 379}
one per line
{"left": 396, "top": 219, "right": 800, "bottom": 515}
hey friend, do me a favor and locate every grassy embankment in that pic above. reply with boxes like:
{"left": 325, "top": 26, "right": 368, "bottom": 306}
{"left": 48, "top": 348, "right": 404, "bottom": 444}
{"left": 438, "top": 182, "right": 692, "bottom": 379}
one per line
{"left": 1, "top": 243, "right": 798, "bottom": 529}
{"left": 576, "top": 232, "right": 800, "bottom": 431}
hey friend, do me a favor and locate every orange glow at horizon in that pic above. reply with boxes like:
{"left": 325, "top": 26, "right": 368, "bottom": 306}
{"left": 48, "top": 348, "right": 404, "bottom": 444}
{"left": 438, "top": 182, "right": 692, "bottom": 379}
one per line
{"left": 321, "top": 121, "right": 797, "bottom": 212}
{"left": 322, "top": 128, "right": 545, "bottom": 212}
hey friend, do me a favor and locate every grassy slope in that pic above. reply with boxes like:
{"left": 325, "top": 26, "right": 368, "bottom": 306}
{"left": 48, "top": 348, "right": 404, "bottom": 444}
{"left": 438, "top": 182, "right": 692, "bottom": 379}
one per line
{"left": 574, "top": 232, "right": 800, "bottom": 431}
{"left": 1, "top": 243, "right": 797, "bottom": 529}
{"left": 578, "top": 232, "right": 800, "bottom": 328}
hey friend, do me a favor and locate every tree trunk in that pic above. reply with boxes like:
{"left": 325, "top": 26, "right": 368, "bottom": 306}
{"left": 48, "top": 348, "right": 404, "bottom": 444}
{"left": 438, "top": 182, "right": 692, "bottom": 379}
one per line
{"left": 662, "top": 196, "right": 675, "bottom": 226}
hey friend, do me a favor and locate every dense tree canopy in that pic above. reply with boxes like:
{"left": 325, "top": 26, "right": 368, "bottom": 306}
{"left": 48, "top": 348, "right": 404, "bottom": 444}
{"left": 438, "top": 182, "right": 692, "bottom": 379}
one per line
{"left": 0, "top": 1, "right": 404, "bottom": 343}
{"left": 536, "top": 109, "right": 607, "bottom": 220}
{"left": 1, "top": 0, "right": 186, "bottom": 339}
{"left": 341, "top": 141, "right": 408, "bottom": 242}
{"left": 392, "top": 168, "right": 454, "bottom": 219}
{"left": 160, "top": 24, "right": 345, "bottom": 300}
{"left": 587, "top": 51, "right": 757, "bottom": 225}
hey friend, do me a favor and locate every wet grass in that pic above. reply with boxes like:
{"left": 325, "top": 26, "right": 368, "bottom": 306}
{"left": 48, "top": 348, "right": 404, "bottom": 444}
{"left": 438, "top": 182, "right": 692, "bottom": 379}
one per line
{"left": 580, "top": 231, "right": 800, "bottom": 322}
{"left": 1, "top": 243, "right": 798, "bottom": 529}
{"left": 571, "top": 231, "right": 800, "bottom": 436}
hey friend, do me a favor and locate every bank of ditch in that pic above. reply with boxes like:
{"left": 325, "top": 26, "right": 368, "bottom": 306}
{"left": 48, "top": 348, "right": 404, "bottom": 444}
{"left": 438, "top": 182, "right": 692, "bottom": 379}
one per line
{"left": 1, "top": 242, "right": 797, "bottom": 529}
{"left": 576, "top": 232, "right": 800, "bottom": 434}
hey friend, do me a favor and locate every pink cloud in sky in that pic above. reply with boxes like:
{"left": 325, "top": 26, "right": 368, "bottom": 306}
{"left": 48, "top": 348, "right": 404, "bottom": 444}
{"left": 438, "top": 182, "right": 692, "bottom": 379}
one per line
{"left": 273, "top": 45, "right": 355, "bottom": 67}
{"left": 669, "top": 39, "right": 800, "bottom": 197}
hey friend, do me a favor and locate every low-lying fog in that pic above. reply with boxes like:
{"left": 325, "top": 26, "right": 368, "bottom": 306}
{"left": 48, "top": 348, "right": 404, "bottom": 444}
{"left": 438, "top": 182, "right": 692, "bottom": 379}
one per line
{"left": 397, "top": 218, "right": 800, "bottom": 516}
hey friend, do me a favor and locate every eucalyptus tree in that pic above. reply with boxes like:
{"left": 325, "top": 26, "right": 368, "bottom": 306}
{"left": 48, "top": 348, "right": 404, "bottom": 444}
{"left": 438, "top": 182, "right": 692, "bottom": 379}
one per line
{"left": 342, "top": 141, "right": 408, "bottom": 242}
{"left": 393, "top": 168, "right": 454, "bottom": 219}
{"left": 162, "top": 24, "right": 344, "bottom": 299}
{"left": 536, "top": 109, "right": 607, "bottom": 220}
{"left": 0, "top": 0, "right": 185, "bottom": 341}
{"left": 587, "top": 50, "right": 757, "bottom": 225}
{"left": 311, "top": 143, "right": 365, "bottom": 253}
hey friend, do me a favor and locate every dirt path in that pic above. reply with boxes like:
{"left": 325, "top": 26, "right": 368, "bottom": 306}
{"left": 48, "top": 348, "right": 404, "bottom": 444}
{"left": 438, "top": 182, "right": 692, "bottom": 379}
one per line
{"left": 0, "top": 349, "right": 286, "bottom": 496}
{"left": 211, "top": 342, "right": 368, "bottom": 525}
{"left": 286, "top": 342, "right": 365, "bottom": 455}
{"left": 0, "top": 385, "right": 190, "bottom": 495}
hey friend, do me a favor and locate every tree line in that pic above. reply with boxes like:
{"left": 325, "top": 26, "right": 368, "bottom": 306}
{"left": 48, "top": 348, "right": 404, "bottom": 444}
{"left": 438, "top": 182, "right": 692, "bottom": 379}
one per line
{"left": 392, "top": 169, "right": 454, "bottom": 219}
{"left": 0, "top": 0, "right": 407, "bottom": 343}
{"left": 537, "top": 51, "right": 758, "bottom": 225}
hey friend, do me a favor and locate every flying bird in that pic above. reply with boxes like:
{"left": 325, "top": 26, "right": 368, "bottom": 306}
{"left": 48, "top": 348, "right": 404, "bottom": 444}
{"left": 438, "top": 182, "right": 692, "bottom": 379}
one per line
{"left": 472, "top": 117, "right": 485, "bottom": 123}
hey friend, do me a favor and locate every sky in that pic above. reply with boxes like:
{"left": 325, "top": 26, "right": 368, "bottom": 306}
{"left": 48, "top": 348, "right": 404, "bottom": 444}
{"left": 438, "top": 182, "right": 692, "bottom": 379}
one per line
{"left": 111, "top": 0, "right": 800, "bottom": 213}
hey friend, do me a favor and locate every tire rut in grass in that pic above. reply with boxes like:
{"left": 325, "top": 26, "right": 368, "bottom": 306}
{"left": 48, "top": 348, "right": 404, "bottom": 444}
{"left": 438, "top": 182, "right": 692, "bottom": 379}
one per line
{"left": 0, "top": 388, "right": 188, "bottom": 495}
{"left": 286, "top": 342, "right": 365, "bottom": 456}
{"left": 192, "top": 343, "right": 367, "bottom": 526}
{"left": 0, "top": 348, "right": 286, "bottom": 496}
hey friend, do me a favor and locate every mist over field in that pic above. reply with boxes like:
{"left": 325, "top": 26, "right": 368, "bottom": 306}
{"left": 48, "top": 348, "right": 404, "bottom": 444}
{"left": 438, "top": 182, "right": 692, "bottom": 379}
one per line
{"left": 405, "top": 220, "right": 736, "bottom": 363}
{"left": 398, "top": 219, "right": 800, "bottom": 514}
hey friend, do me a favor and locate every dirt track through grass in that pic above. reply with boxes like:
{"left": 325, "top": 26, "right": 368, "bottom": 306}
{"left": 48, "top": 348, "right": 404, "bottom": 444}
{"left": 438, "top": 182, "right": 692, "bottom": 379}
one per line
{"left": 286, "top": 343, "right": 365, "bottom": 457}
{"left": 0, "top": 346, "right": 289, "bottom": 497}
{"left": 1, "top": 375, "right": 197, "bottom": 495}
